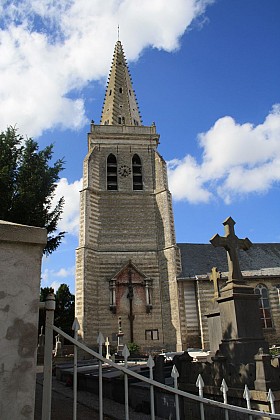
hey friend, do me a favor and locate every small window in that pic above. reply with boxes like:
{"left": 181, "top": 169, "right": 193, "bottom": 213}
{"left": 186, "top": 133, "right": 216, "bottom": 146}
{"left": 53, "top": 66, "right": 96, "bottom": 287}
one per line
{"left": 118, "top": 117, "right": 122, "bottom": 124}
{"left": 119, "top": 87, "right": 123, "bottom": 93}
{"left": 107, "top": 154, "right": 117, "bottom": 190}
{"left": 132, "top": 154, "right": 143, "bottom": 190}
{"left": 145, "top": 329, "right": 159, "bottom": 340}
{"left": 254, "top": 284, "right": 272, "bottom": 328}
{"left": 122, "top": 117, "right": 125, "bottom": 124}
{"left": 109, "top": 90, "right": 112, "bottom": 96}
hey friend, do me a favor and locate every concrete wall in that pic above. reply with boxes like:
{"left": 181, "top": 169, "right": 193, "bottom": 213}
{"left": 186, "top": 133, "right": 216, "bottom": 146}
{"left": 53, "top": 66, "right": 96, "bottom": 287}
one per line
{"left": 0, "top": 220, "right": 46, "bottom": 420}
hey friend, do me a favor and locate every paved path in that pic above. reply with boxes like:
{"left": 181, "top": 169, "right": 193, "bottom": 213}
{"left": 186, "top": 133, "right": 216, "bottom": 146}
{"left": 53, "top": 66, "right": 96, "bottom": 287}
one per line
{"left": 35, "top": 368, "right": 164, "bottom": 420}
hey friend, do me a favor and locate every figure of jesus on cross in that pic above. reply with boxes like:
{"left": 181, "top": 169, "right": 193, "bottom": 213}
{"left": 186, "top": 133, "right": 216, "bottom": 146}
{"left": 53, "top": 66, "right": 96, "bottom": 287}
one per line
{"left": 210, "top": 217, "right": 252, "bottom": 283}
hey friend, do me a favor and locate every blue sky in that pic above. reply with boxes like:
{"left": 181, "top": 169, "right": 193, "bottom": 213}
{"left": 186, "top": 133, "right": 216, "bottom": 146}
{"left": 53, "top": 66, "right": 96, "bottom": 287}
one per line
{"left": 1, "top": 0, "right": 280, "bottom": 293}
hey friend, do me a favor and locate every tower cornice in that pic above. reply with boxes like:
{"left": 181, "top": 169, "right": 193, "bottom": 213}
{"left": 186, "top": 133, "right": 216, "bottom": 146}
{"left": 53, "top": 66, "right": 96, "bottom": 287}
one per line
{"left": 87, "top": 123, "right": 160, "bottom": 150}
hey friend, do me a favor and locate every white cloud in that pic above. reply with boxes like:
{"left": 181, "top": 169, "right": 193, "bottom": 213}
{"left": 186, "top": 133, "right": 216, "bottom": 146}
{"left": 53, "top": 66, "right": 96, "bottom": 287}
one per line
{"left": 55, "top": 266, "right": 75, "bottom": 278}
{"left": 0, "top": 0, "right": 214, "bottom": 137}
{"left": 54, "top": 177, "right": 82, "bottom": 235}
{"left": 168, "top": 156, "right": 212, "bottom": 203}
{"left": 41, "top": 265, "right": 75, "bottom": 290}
{"left": 168, "top": 104, "right": 280, "bottom": 204}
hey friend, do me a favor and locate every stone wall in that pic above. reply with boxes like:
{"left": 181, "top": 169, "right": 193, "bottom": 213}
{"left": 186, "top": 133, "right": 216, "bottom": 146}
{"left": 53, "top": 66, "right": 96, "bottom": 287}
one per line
{"left": 0, "top": 221, "right": 46, "bottom": 420}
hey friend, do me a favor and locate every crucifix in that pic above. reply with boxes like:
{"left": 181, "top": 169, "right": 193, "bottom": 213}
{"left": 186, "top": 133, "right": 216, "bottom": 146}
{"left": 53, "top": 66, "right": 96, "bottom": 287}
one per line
{"left": 210, "top": 217, "right": 252, "bottom": 282}
{"left": 210, "top": 267, "right": 221, "bottom": 299}
{"left": 126, "top": 268, "right": 135, "bottom": 343}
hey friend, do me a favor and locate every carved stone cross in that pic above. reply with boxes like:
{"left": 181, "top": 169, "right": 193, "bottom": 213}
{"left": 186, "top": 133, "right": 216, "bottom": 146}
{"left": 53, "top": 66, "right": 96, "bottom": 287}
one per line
{"left": 210, "top": 267, "right": 220, "bottom": 299}
{"left": 210, "top": 217, "right": 252, "bottom": 282}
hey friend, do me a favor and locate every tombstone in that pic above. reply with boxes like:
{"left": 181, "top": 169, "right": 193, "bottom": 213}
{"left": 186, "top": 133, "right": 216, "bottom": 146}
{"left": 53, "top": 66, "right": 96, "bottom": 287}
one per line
{"left": 210, "top": 217, "right": 269, "bottom": 364}
{"left": 177, "top": 218, "right": 280, "bottom": 418}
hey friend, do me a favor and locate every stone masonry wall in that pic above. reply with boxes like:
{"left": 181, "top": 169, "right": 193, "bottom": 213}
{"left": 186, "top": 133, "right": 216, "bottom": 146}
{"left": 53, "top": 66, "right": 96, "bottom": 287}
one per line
{"left": 76, "top": 128, "right": 182, "bottom": 352}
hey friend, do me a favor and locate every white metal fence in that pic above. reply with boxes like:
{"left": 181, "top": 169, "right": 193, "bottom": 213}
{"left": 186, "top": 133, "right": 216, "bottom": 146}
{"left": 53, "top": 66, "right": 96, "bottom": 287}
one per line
{"left": 41, "top": 294, "right": 280, "bottom": 420}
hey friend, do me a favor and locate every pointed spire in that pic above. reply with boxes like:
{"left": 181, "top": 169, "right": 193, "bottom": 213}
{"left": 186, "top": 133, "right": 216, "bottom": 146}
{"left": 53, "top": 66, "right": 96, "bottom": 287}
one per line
{"left": 100, "top": 41, "right": 142, "bottom": 126}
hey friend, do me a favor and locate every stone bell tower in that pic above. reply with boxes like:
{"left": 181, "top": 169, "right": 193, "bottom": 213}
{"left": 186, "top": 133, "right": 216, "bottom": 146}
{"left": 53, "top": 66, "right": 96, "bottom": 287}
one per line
{"left": 75, "top": 40, "right": 182, "bottom": 352}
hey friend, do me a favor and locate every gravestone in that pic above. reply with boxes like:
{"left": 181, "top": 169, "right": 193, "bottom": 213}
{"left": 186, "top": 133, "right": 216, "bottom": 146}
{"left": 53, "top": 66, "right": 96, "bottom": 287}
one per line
{"left": 177, "top": 218, "right": 280, "bottom": 418}
{"left": 210, "top": 217, "right": 268, "bottom": 364}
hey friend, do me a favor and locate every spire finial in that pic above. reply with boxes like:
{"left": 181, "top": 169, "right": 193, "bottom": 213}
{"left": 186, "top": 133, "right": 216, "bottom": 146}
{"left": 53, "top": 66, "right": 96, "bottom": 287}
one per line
{"left": 118, "top": 25, "right": 120, "bottom": 41}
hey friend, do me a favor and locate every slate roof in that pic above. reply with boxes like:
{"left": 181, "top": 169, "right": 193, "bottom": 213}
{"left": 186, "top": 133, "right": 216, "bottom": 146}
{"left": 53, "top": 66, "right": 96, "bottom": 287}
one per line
{"left": 177, "top": 243, "right": 280, "bottom": 279}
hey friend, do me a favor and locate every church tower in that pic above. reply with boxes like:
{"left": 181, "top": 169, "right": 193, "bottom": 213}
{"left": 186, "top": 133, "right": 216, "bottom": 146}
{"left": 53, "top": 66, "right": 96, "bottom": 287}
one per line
{"left": 75, "top": 41, "right": 182, "bottom": 352}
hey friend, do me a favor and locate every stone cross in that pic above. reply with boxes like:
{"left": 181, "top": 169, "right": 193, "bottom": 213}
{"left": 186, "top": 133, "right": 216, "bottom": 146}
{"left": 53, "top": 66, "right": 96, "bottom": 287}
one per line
{"left": 210, "top": 267, "right": 220, "bottom": 299}
{"left": 210, "top": 217, "right": 252, "bottom": 282}
{"left": 105, "top": 336, "right": 110, "bottom": 359}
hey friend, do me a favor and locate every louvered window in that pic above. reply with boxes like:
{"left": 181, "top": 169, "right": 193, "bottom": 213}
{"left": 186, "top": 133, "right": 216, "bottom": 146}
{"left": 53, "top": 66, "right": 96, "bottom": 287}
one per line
{"left": 107, "top": 154, "right": 118, "bottom": 190}
{"left": 132, "top": 154, "right": 143, "bottom": 190}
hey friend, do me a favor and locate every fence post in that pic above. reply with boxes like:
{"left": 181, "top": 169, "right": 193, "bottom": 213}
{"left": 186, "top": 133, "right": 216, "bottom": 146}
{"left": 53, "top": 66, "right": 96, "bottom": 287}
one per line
{"left": 97, "top": 332, "right": 105, "bottom": 420}
{"left": 243, "top": 384, "right": 253, "bottom": 420}
{"left": 72, "top": 318, "right": 80, "bottom": 420}
{"left": 267, "top": 389, "right": 276, "bottom": 415}
{"left": 42, "top": 291, "right": 56, "bottom": 420}
{"left": 122, "top": 345, "right": 130, "bottom": 420}
{"left": 171, "top": 365, "right": 180, "bottom": 420}
{"left": 196, "top": 374, "right": 205, "bottom": 420}
{"left": 147, "top": 355, "right": 155, "bottom": 420}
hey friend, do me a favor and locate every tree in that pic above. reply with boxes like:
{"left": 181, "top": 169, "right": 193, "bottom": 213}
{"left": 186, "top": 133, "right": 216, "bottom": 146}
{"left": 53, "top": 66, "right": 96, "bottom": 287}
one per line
{"left": 39, "top": 285, "right": 75, "bottom": 337}
{"left": 55, "top": 284, "right": 75, "bottom": 336}
{"left": 0, "top": 126, "right": 65, "bottom": 254}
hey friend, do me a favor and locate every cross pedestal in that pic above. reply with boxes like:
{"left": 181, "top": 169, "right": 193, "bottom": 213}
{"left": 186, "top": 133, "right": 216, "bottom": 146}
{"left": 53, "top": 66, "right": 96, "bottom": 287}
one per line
{"left": 209, "top": 217, "right": 268, "bottom": 364}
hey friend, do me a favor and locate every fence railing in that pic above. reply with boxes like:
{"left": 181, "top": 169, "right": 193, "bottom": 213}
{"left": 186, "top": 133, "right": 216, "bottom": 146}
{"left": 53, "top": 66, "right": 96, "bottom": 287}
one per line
{"left": 41, "top": 294, "right": 280, "bottom": 420}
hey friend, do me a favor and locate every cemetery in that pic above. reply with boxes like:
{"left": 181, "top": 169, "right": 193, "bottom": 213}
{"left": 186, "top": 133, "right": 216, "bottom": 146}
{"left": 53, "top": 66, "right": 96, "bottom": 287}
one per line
{"left": 2, "top": 216, "right": 280, "bottom": 419}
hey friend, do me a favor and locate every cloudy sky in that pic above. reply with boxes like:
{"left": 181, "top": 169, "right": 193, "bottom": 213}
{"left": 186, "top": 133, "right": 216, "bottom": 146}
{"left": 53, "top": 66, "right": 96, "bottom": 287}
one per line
{"left": 1, "top": 0, "right": 280, "bottom": 292}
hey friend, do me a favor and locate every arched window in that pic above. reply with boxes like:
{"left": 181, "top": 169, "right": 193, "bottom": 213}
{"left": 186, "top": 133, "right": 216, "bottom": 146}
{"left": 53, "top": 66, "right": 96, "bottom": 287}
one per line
{"left": 254, "top": 284, "right": 272, "bottom": 328}
{"left": 107, "top": 154, "right": 117, "bottom": 190}
{"left": 132, "top": 154, "right": 143, "bottom": 190}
